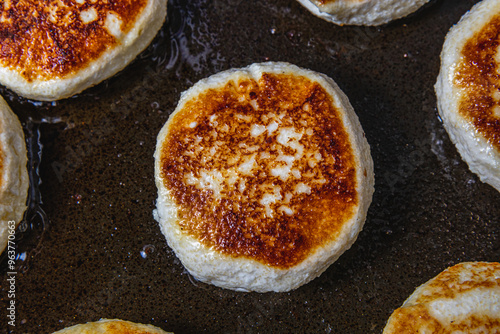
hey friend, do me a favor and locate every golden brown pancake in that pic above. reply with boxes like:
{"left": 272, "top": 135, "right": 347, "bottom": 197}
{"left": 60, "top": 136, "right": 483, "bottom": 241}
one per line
{"left": 0, "top": 0, "right": 167, "bottom": 101}
{"left": 295, "top": 0, "right": 430, "bottom": 26}
{"left": 52, "top": 319, "right": 173, "bottom": 334}
{"left": 436, "top": 0, "right": 500, "bottom": 192}
{"left": 0, "top": 95, "right": 28, "bottom": 254}
{"left": 154, "top": 62, "right": 374, "bottom": 292}
{"left": 383, "top": 262, "right": 500, "bottom": 334}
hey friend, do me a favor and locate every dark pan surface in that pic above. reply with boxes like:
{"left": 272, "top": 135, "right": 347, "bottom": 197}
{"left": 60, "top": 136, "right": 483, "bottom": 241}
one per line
{"left": 1, "top": 0, "right": 499, "bottom": 333}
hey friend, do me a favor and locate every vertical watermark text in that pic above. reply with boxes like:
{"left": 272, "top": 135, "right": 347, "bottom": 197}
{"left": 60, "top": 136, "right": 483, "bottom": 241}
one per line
{"left": 6, "top": 220, "right": 17, "bottom": 327}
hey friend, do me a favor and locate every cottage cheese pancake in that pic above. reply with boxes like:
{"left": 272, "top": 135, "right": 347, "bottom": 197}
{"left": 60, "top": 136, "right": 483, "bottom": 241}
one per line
{"left": 154, "top": 62, "right": 374, "bottom": 292}
{"left": 0, "top": 96, "right": 28, "bottom": 254}
{"left": 0, "top": 0, "right": 167, "bottom": 101}
{"left": 52, "top": 319, "right": 173, "bottom": 334}
{"left": 436, "top": 0, "right": 500, "bottom": 192}
{"left": 296, "top": 0, "right": 430, "bottom": 26}
{"left": 383, "top": 262, "right": 500, "bottom": 334}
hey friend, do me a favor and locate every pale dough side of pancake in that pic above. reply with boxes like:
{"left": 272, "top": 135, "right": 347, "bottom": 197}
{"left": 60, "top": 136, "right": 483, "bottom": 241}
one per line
{"left": 383, "top": 262, "right": 500, "bottom": 334}
{"left": 0, "top": 96, "right": 28, "bottom": 254}
{"left": 296, "top": 0, "right": 430, "bottom": 26}
{"left": 154, "top": 62, "right": 374, "bottom": 292}
{"left": 435, "top": 0, "right": 500, "bottom": 192}
{"left": 52, "top": 318, "right": 172, "bottom": 334}
{"left": 0, "top": 0, "right": 166, "bottom": 101}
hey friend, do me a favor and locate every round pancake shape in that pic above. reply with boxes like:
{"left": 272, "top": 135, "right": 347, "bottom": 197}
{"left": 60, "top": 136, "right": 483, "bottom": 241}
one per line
{"left": 295, "top": 0, "right": 430, "bottom": 26}
{"left": 52, "top": 319, "right": 172, "bottom": 334}
{"left": 0, "top": 96, "right": 28, "bottom": 254}
{"left": 154, "top": 62, "right": 374, "bottom": 292}
{"left": 0, "top": 0, "right": 167, "bottom": 101}
{"left": 382, "top": 262, "right": 500, "bottom": 333}
{"left": 435, "top": 0, "right": 500, "bottom": 192}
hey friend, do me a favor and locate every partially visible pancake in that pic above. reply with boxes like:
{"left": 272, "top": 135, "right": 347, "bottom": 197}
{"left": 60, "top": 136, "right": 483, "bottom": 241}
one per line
{"left": 383, "top": 262, "right": 500, "bottom": 333}
{"left": 0, "top": 0, "right": 167, "bottom": 101}
{"left": 154, "top": 62, "right": 374, "bottom": 292}
{"left": 52, "top": 319, "right": 172, "bottom": 334}
{"left": 295, "top": 0, "right": 430, "bottom": 26}
{"left": 0, "top": 96, "right": 28, "bottom": 254}
{"left": 435, "top": 0, "right": 500, "bottom": 192}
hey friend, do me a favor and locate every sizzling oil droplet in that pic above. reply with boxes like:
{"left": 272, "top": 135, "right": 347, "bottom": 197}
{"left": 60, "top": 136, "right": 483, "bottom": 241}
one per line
{"left": 140, "top": 244, "right": 155, "bottom": 259}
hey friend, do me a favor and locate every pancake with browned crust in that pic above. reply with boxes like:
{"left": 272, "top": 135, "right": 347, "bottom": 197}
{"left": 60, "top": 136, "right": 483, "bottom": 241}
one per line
{"left": 0, "top": 96, "right": 28, "bottom": 254}
{"left": 154, "top": 62, "right": 374, "bottom": 292}
{"left": 436, "top": 0, "right": 500, "bottom": 192}
{"left": 0, "top": 0, "right": 167, "bottom": 101}
{"left": 52, "top": 319, "right": 172, "bottom": 334}
{"left": 383, "top": 262, "right": 500, "bottom": 334}
{"left": 296, "top": 0, "right": 430, "bottom": 26}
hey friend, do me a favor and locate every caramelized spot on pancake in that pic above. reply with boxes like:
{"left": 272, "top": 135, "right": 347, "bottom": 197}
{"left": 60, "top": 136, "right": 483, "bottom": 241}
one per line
{"left": 410, "top": 262, "right": 500, "bottom": 303}
{"left": 387, "top": 305, "right": 443, "bottom": 334}
{"left": 455, "top": 14, "right": 500, "bottom": 150}
{"left": 385, "top": 263, "right": 500, "bottom": 333}
{"left": 387, "top": 305, "right": 500, "bottom": 333}
{"left": 0, "top": 0, "right": 148, "bottom": 81}
{"left": 160, "top": 73, "right": 358, "bottom": 268}
{"left": 106, "top": 322, "right": 159, "bottom": 333}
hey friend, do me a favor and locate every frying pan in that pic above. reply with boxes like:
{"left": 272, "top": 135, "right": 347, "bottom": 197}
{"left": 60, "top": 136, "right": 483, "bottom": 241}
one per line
{"left": 1, "top": 0, "right": 498, "bottom": 333}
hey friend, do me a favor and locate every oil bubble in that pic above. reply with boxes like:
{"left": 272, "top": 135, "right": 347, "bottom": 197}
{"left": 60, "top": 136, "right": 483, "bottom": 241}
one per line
{"left": 140, "top": 244, "right": 155, "bottom": 259}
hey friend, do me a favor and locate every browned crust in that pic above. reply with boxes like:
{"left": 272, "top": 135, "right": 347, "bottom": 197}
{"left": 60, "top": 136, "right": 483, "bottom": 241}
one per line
{"left": 385, "top": 262, "right": 500, "bottom": 333}
{"left": 105, "top": 321, "right": 162, "bottom": 334}
{"left": 387, "top": 305, "right": 500, "bottom": 333}
{"left": 0, "top": 0, "right": 148, "bottom": 81}
{"left": 159, "top": 73, "right": 358, "bottom": 268}
{"left": 411, "top": 262, "right": 500, "bottom": 303}
{"left": 455, "top": 14, "right": 500, "bottom": 150}
{"left": 55, "top": 319, "right": 169, "bottom": 334}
